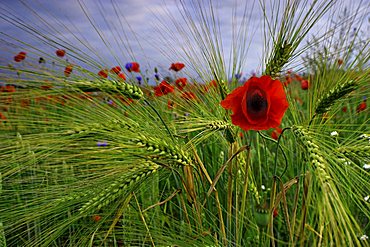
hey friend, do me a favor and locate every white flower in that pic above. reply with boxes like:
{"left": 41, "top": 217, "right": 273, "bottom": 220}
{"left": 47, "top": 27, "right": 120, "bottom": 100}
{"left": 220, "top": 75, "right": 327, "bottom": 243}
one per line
{"left": 363, "top": 164, "right": 370, "bottom": 170}
{"left": 359, "top": 134, "right": 369, "bottom": 139}
{"left": 360, "top": 234, "right": 368, "bottom": 241}
{"left": 261, "top": 185, "right": 266, "bottom": 190}
{"left": 365, "top": 195, "right": 370, "bottom": 202}
{"left": 330, "top": 131, "right": 339, "bottom": 137}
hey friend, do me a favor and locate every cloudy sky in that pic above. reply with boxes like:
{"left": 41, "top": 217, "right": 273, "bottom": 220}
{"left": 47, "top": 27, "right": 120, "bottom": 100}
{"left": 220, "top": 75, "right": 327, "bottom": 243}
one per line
{"left": 0, "top": 0, "right": 368, "bottom": 81}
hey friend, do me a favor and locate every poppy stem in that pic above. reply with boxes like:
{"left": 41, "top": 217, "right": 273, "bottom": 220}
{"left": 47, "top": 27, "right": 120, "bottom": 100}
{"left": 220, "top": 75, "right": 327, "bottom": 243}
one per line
{"left": 273, "top": 127, "right": 291, "bottom": 177}
{"left": 144, "top": 99, "right": 175, "bottom": 142}
{"left": 257, "top": 130, "right": 289, "bottom": 177}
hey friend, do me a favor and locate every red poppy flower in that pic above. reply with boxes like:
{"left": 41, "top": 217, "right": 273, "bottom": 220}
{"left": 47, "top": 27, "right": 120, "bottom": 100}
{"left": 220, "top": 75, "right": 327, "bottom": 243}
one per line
{"left": 92, "top": 215, "right": 102, "bottom": 222}
{"left": 154, "top": 81, "right": 175, "bottom": 96}
{"left": 175, "top": 77, "right": 187, "bottom": 90}
{"left": 181, "top": 91, "right": 196, "bottom": 100}
{"left": 209, "top": 80, "right": 218, "bottom": 88}
{"left": 356, "top": 101, "right": 367, "bottom": 113}
{"left": 167, "top": 100, "right": 175, "bottom": 109}
{"left": 98, "top": 69, "right": 108, "bottom": 78}
{"left": 110, "top": 66, "right": 121, "bottom": 74}
{"left": 64, "top": 65, "right": 73, "bottom": 77}
{"left": 117, "top": 73, "right": 126, "bottom": 81}
{"left": 56, "top": 49, "right": 66, "bottom": 57}
{"left": 221, "top": 75, "right": 289, "bottom": 131}
{"left": 0, "top": 112, "right": 7, "bottom": 121}
{"left": 5, "top": 85, "right": 16, "bottom": 93}
{"left": 301, "top": 80, "right": 309, "bottom": 90}
{"left": 14, "top": 51, "right": 26, "bottom": 62}
{"left": 169, "top": 62, "right": 185, "bottom": 72}
{"left": 125, "top": 62, "right": 140, "bottom": 73}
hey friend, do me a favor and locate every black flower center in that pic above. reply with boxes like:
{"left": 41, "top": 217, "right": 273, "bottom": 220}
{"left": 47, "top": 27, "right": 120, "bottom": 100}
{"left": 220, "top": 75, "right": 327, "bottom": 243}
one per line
{"left": 246, "top": 88, "right": 268, "bottom": 119}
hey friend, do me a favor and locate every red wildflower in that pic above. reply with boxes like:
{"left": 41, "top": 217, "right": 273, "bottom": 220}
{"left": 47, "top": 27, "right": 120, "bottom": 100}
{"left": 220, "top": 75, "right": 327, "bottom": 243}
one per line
{"left": 56, "top": 49, "right": 66, "bottom": 57}
{"left": 154, "top": 81, "right": 175, "bottom": 96}
{"left": 221, "top": 76, "right": 289, "bottom": 131}
{"left": 356, "top": 101, "right": 367, "bottom": 113}
{"left": 342, "top": 106, "right": 347, "bottom": 112}
{"left": 64, "top": 64, "right": 73, "bottom": 77}
{"left": 117, "top": 73, "right": 126, "bottom": 81}
{"left": 14, "top": 51, "right": 26, "bottom": 62}
{"left": 271, "top": 127, "right": 282, "bottom": 140}
{"left": 273, "top": 208, "right": 279, "bottom": 218}
{"left": 5, "top": 85, "right": 16, "bottom": 93}
{"left": 92, "top": 215, "right": 102, "bottom": 222}
{"left": 169, "top": 62, "right": 185, "bottom": 72}
{"left": 167, "top": 100, "right": 175, "bottom": 109}
{"left": 181, "top": 91, "right": 196, "bottom": 100}
{"left": 209, "top": 80, "right": 218, "bottom": 88}
{"left": 301, "top": 80, "right": 309, "bottom": 90}
{"left": 110, "top": 66, "right": 121, "bottom": 74}
{"left": 0, "top": 112, "right": 6, "bottom": 121}
{"left": 175, "top": 77, "right": 187, "bottom": 90}
{"left": 125, "top": 62, "right": 140, "bottom": 73}
{"left": 98, "top": 69, "right": 108, "bottom": 78}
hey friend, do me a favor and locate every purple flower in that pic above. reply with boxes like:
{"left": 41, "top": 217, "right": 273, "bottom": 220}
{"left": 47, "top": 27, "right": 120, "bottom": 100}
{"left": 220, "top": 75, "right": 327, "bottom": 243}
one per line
{"left": 97, "top": 141, "right": 108, "bottom": 147}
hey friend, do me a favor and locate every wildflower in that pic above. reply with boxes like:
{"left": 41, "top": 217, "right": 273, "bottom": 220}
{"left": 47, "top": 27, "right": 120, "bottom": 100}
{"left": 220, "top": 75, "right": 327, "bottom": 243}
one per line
{"left": 97, "top": 141, "right": 108, "bottom": 147}
{"left": 136, "top": 76, "right": 142, "bottom": 84}
{"left": 356, "top": 97, "right": 367, "bottom": 113}
{"left": 337, "top": 59, "right": 343, "bottom": 65}
{"left": 330, "top": 131, "right": 338, "bottom": 137}
{"left": 364, "top": 195, "right": 370, "bottom": 202}
{"left": 181, "top": 91, "right": 196, "bottom": 100}
{"left": 271, "top": 127, "right": 282, "bottom": 140}
{"left": 117, "top": 73, "right": 126, "bottom": 81}
{"left": 153, "top": 81, "right": 175, "bottom": 96}
{"left": 221, "top": 76, "right": 289, "bottom": 131}
{"left": 175, "top": 77, "right": 187, "bottom": 90}
{"left": 273, "top": 208, "right": 279, "bottom": 218}
{"left": 235, "top": 72, "right": 242, "bottom": 80}
{"left": 5, "top": 85, "right": 16, "bottom": 93}
{"left": 125, "top": 62, "right": 140, "bottom": 73}
{"left": 209, "top": 80, "right": 218, "bottom": 88}
{"left": 98, "top": 69, "right": 108, "bottom": 78}
{"left": 38, "top": 57, "right": 45, "bottom": 64}
{"left": 360, "top": 235, "right": 368, "bottom": 241}
{"left": 154, "top": 73, "right": 160, "bottom": 80}
{"left": 0, "top": 112, "right": 7, "bottom": 121}
{"left": 14, "top": 51, "right": 26, "bottom": 62}
{"left": 169, "top": 62, "right": 185, "bottom": 72}
{"left": 167, "top": 100, "right": 174, "bottom": 109}
{"left": 301, "top": 80, "right": 309, "bottom": 90}
{"left": 64, "top": 64, "right": 73, "bottom": 77}
{"left": 110, "top": 66, "right": 121, "bottom": 74}
{"left": 363, "top": 164, "right": 370, "bottom": 170}
{"left": 56, "top": 49, "right": 66, "bottom": 57}
{"left": 92, "top": 215, "right": 102, "bottom": 222}
{"left": 261, "top": 185, "right": 266, "bottom": 190}
{"left": 342, "top": 106, "right": 347, "bottom": 112}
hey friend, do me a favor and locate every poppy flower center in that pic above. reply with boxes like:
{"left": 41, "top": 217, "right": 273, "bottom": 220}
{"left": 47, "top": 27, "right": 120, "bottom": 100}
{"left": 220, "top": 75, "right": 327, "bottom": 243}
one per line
{"left": 246, "top": 87, "right": 268, "bottom": 120}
